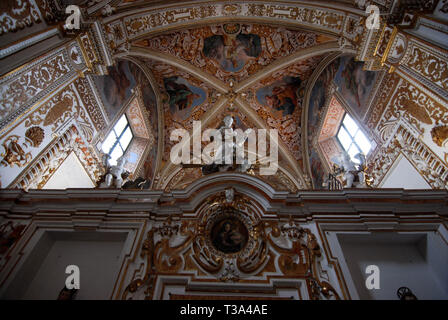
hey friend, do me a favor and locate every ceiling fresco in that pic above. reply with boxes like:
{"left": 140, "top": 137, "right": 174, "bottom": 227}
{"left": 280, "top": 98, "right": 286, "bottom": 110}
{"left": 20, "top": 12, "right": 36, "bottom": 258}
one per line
{"left": 333, "top": 56, "right": 382, "bottom": 119}
{"left": 143, "top": 55, "right": 312, "bottom": 183}
{"left": 133, "top": 23, "right": 335, "bottom": 82}
{"left": 247, "top": 55, "right": 326, "bottom": 164}
{"left": 0, "top": 0, "right": 446, "bottom": 194}
{"left": 143, "top": 59, "right": 217, "bottom": 164}
{"left": 160, "top": 105, "right": 300, "bottom": 191}
{"left": 91, "top": 60, "right": 138, "bottom": 122}
{"left": 90, "top": 58, "right": 159, "bottom": 182}
{"left": 129, "top": 23, "right": 338, "bottom": 187}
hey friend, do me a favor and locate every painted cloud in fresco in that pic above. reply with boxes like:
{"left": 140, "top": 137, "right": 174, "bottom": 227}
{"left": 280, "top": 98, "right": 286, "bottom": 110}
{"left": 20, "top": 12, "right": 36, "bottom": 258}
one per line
{"left": 93, "top": 60, "right": 137, "bottom": 121}
{"left": 334, "top": 56, "right": 378, "bottom": 114}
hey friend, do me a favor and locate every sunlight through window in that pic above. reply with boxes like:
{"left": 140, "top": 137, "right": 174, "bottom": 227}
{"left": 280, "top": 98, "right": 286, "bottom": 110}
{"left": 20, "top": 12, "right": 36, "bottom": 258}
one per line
{"left": 337, "top": 114, "right": 371, "bottom": 163}
{"left": 101, "top": 115, "right": 133, "bottom": 166}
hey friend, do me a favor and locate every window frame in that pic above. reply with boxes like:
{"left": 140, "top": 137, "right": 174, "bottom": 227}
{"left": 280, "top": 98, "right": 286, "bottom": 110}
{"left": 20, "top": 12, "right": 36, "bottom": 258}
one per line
{"left": 336, "top": 113, "right": 371, "bottom": 160}
{"left": 102, "top": 114, "right": 134, "bottom": 164}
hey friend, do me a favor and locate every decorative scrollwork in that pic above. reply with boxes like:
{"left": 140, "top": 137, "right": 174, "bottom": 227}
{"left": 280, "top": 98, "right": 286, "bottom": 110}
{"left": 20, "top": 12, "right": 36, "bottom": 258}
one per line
{"left": 0, "top": 135, "right": 32, "bottom": 168}
{"left": 266, "top": 217, "right": 339, "bottom": 300}
{"left": 122, "top": 192, "right": 341, "bottom": 299}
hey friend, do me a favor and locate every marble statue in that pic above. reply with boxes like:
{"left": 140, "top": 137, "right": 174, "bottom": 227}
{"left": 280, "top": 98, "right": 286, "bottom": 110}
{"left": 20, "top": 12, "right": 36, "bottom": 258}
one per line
{"left": 201, "top": 115, "right": 253, "bottom": 175}
{"left": 331, "top": 151, "right": 367, "bottom": 188}
{"left": 99, "top": 155, "right": 129, "bottom": 188}
{"left": 214, "top": 115, "right": 235, "bottom": 171}
{"left": 225, "top": 188, "right": 235, "bottom": 203}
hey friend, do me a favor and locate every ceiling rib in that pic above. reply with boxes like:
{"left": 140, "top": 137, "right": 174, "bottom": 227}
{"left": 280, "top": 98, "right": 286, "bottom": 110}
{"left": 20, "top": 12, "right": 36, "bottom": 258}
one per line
{"left": 124, "top": 47, "right": 229, "bottom": 93}
{"left": 235, "top": 41, "right": 341, "bottom": 93}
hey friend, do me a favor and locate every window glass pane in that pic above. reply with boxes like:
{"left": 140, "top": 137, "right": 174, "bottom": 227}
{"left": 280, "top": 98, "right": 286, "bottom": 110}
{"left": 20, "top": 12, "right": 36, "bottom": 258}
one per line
{"left": 348, "top": 144, "right": 361, "bottom": 163}
{"left": 343, "top": 114, "right": 359, "bottom": 137}
{"left": 354, "top": 130, "right": 372, "bottom": 155}
{"left": 109, "top": 146, "right": 123, "bottom": 166}
{"left": 337, "top": 127, "right": 352, "bottom": 150}
{"left": 101, "top": 131, "right": 117, "bottom": 154}
{"left": 114, "top": 114, "right": 128, "bottom": 135}
{"left": 119, "top": 127, "right": 133, "bottom": 151}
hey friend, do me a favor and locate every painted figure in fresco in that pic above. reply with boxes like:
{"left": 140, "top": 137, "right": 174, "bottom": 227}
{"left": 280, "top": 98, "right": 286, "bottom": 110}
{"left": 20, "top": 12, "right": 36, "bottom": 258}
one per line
{"left": 265, "top": 83, "right": 298, "bottom": 116}
{"left": 259, "top": 77, "right": 302, "bottom": 117}
{"left": 340, "top": 58, "right": 376, "bottom": 109}
{"left": 203, "top": 33, "right": 261, "bottom": 72}
{"left": 164, "top": 77, "right": 200, "bottom": 112}
{"left": 219, "top": 222, "right": 244, "bottom": 248}
{"left": 310, "top": 154, "right": 324, "bottom": 189}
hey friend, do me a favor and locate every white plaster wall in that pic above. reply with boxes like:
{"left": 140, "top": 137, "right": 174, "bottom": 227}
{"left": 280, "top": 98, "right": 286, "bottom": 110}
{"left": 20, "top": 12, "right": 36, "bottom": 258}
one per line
{"left": 380, "top": 155, "right": 431, "bottom": 189}
{"left": 337, "top": 232, "right": 448, "bottom": 300}
{"left": 43, "top": 152, "right": 95, "bottom": 189}
{"left": 2, "top": 231, "right": 127, "bottom": 300}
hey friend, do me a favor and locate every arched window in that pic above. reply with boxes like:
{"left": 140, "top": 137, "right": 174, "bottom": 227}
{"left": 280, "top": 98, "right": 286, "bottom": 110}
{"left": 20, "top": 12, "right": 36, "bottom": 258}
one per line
{"left": 101, "top": 114, "right": 133, "bottom": 165}
{"left": 336, "top": 113, "right": 372, "bottom": 163}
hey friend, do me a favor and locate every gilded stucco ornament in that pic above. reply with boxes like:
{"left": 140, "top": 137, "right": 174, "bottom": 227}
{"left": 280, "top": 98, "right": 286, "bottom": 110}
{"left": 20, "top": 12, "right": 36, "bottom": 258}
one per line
{"left": 122, "top": 191, "right": 340, "bottom": 299}
{"left": 431, "top": 125, "right": 448, "bottom": 148}
{"left": 0, "top": 135, "right": 32, "bottom": 168}
{"left": 192, "top": 192, "right": 266, "bottom": 279}
{"left": 266, "top": 217, "right": 340, "bottom": 300}
{"left": 0, "top": 0, "right": 41, "bottom": 35}
{"left": 25, "top": 126, "right": 45, "bottom": 148}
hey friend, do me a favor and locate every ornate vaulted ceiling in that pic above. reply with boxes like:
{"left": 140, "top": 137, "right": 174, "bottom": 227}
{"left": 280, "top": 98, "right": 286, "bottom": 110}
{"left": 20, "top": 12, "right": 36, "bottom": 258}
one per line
{"left": 123, "top": 22, "right": 339, "bottom": 190}
{"left": 1, "top": 0, "right": 446, "bottom": 192}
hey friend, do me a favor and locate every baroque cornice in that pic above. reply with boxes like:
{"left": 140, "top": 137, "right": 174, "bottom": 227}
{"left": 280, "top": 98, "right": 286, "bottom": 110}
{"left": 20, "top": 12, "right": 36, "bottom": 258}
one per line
{"left": 0, "top": 186, "right": 447, "bottom": 218}
{"left": 99, "top": 1, "right": 367, "bottom": 60}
